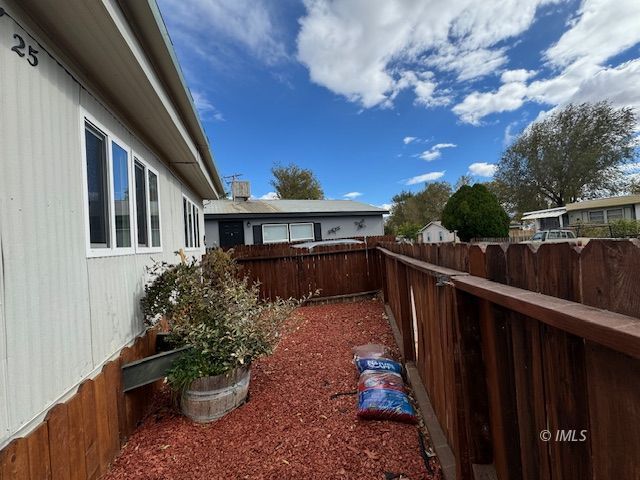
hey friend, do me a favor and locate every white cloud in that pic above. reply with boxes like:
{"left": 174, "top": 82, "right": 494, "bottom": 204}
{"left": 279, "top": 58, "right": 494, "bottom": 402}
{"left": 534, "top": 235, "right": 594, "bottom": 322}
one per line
{"left": 158, "top": 0, "right": 287, "bottom": 65}
{"left": 259, "top": 191, "right": 279, "bottom": 200}
{"left": 419, "top": 143, "right": 457, "bottom": 161}
{"left": 453, "top": 0, "right": 640, "bottom": 124}
{"left": 343, "top": 191, "right": 363, "bottom": 199}
{"left": 296, "top": 0, "right": 557, "bottom": 109}
{"left": 405, "top": 171, "right": 446, "bottom": 185}
{"left": 503, "top": 121, "right": 520, "bottom": 147}
{"left": 468, "top": 162, "right": 497, "bottom": 177}
{"left": 378, "top": 203, "right": 393, "bottom": 211}
{"left": 191, "top": 91, "right": 225, "bottom": 121}
{"left": 500, "top": 69, "right": 536, "bottom": 83}
{"left": 545, "top": 0, "right": 640, "bottom": 68}
{"left": 403, "top": 136, "right": 417, "bottom": 145}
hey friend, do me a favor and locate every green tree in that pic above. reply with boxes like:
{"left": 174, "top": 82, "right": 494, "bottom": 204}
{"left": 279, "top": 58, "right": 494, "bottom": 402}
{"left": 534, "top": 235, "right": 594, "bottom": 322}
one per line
{"left": 496, "top": 102, "right": 637, "bottom": 215}
{"left": 396, "top": 223, "right": 421, "bottom": 240}
{"left": 386, "top": 182, "right": 451, "bottom": 234}
{"left": 442, "top": 184, "right": 510, "bottom": 241}
{"left": 270, "top": 163, "right": 324, "bottom": 199}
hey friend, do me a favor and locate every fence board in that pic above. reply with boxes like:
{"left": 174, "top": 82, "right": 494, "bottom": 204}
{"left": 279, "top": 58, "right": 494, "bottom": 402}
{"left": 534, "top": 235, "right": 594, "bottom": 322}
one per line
{"left": 585, "top": 342, "right": 640, "bottom": 479}
{"left": 27, "top": 423, "right": 50, "bottom": 480}
{"left": 65, "top": 394, "right": 87, "bottom": 480}
{"left": 46, "top": 403, "right": 71, "bottom": 480}
{"left": 78, "top": 381, "right": 99, "bottom": 480}
{"left": 0, "top": 438, "right": 29, "bottom": 480}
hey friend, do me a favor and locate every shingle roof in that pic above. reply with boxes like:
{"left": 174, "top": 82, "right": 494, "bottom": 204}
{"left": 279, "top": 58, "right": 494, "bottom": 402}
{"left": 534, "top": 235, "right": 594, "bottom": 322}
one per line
{"left": 203, "top": 199, "right": 388, "bottom": 216}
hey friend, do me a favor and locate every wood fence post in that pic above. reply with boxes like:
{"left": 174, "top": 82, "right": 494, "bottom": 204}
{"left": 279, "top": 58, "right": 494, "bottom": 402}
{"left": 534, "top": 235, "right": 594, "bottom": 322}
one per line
{"left": 395, "top": 260, "right": 415, "bottom": 362}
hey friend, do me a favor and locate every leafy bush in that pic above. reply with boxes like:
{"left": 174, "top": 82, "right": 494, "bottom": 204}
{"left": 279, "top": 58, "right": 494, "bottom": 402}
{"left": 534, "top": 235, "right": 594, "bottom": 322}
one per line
{"left": 142, "top": 249, "right": 300, "bottom": 392}
{"left": 442, "top": 184, "right": 510, "bottom": 242}
{"left": 609, "top": 219, "right": 640, "bottom": 238}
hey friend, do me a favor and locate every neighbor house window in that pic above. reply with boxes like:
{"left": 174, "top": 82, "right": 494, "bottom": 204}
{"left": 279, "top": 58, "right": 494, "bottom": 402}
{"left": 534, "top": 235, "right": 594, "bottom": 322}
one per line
{"left": 134, "top": 159, "right": 162, "bottom": 249}
{"left": 85, "top": 123, "right": 109, "bottom": 248}
{"left": 289, "top": 223, "right": 314, "bottom": 242}
{"left": 607, "top": 208, "right": 623, "bottom": 221}
{"left": 262, "top": 224, "right": 289, "bottom": 244}
{"left": 438, "top": 231, "right": 443, "bottom": 242}
{"left": 183, "top": 196, "right": 200, "bottom": 249}
{"left": 589, "top": 210, "right": 605, "bottom": 223}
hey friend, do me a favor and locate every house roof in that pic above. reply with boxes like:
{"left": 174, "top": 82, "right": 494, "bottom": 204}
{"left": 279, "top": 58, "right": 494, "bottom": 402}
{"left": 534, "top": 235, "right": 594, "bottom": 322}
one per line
{"left": 203, "top": 199, "right": 388, "bottom": 219}
{"left": 17, "top": 0, "right": 223, "bottom": 198}
{"left": 565, "top": 195, "right": 640, "bottom": 212}
{"left": 418, "top": 221, "right": 444, "bottom": 233}
{"left": 521, "top": 207, "right": 566, "bottom": 221}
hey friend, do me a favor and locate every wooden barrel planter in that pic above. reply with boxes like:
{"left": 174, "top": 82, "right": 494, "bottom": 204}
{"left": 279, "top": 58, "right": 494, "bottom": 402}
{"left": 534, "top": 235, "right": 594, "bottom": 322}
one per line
{"left": 181, "top": 366, "right": 250, "bottom": 423}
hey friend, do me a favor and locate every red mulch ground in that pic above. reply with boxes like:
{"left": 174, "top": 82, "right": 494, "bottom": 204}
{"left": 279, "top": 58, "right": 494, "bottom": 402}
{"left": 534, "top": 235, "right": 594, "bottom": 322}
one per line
{"left": 105, "top": 300, "right": 441, "bottom": 480}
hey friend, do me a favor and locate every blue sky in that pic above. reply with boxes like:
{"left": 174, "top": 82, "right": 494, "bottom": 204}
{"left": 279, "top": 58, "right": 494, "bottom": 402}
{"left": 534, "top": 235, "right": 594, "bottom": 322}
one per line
{"left": 157, "top": 0, "right": 640, "bottom": 208}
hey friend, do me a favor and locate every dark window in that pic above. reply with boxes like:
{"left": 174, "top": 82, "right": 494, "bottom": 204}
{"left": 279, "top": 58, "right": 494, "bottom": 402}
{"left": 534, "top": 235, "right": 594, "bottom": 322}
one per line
{"left": 85, "top": 124, "right": 109, "bottom": 247}
{"left": 149, "top": 171, "right": 161, "bottom": 247}
{"left": 135, "top": 161, "right": 147, "bottom": 247}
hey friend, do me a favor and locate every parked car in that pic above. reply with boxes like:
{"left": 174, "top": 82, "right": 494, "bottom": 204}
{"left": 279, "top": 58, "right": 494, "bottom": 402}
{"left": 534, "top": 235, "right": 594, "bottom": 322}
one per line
{"left": 522, "top": 229, "right": 589, "bottom": 245}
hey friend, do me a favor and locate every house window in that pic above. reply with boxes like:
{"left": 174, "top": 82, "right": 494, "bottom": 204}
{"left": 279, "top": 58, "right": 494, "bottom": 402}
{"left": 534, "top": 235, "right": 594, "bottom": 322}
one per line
{"left": 438, "top": 231, "right": 443, "bottom": 242}
{"left": 183, "top": 196, "right": 200, "bottom": 249}
{"left": 607, "top": 208, "right": 623, "bottom": 221}
{"left": 262, "top": 224, "right": 289, "bottom": 244}
{"left": 134, "top": 159, "right": 162, "bottom": 249}
{"left": 427, "top": 234, "right": 431, "bottom": 242}
{"left": 112, "top": 142, "right": 131, "bottom": 247}
{"left": 588, "top": 210, "right": 605, "bottom": 223}
{"left": 85, "top": 123, "right": 109, "bottom": 248}
{"left": 289, "top": 223, "right": 314, "bottom": 242}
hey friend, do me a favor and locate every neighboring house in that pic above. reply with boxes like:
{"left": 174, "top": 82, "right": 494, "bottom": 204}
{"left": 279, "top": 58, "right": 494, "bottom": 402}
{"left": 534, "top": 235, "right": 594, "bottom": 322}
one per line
{"left": 565, "top": 195, "right": 640, "bottom": 224}
{"left": 521, "top": 207, "right": 568, "bottom": 231}
{"left": 204, "top": 185, "right": 387, "bottom": 248}
{"left": 521, "top": 195, "right": 640, "bottom": 232}
{"left": 0, "top": 0, "right": 223, "bottom": 447}
{"left": 417, "top": 221, "right": 458, "bottom": 243}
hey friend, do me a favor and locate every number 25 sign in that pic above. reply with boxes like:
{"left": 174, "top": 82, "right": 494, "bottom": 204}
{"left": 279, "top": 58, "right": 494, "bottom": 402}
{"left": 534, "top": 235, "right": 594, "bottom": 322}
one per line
{"left": 11, "top": 33, "right": 38, "bottom": 66}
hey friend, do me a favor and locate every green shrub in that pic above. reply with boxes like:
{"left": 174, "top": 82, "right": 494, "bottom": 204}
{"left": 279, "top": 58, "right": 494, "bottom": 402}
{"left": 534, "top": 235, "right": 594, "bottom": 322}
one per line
{"left": 142, "top": 250, "right": 300, "bottom": 392}
{"left": 442, "top": 184, "right": 510, "bottom": 242}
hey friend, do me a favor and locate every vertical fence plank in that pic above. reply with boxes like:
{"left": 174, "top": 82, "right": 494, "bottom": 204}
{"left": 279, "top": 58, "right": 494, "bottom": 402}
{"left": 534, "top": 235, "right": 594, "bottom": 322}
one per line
{"left": 585, "top": 342, "right": 640, "bottom": 480}
{"left": 510, "top": 314, "right": 548, "bottom": 480}
{"left": 395, "top": 261, "right": 414, "bottom": 361}
{"left": 27, "top": 422, "right": 51, "bottom": 479}
{"left": 78, "top": 380, "right": 99, "bottom": 480}
{"left": 65, "top": 394, "right": 87, "bottom": 480}
{"left": 46, "top": 403, "right": 71, "bottom": 480}
{"left": 0, "top": 438, "right": 29, "bottom": 480}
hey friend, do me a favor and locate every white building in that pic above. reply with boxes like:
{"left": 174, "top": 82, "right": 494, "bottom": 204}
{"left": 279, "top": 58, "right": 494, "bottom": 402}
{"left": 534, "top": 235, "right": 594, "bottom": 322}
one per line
{"left": 417, "top": 221, "right": 458, "bottom": 243}
{"left": 0, "top": 0, "right": 223, "bottom": 447}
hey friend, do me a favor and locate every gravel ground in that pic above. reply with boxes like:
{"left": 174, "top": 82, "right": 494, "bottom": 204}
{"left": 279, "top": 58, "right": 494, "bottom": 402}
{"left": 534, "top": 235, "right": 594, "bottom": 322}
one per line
{"left": 105, "top": 300, "right": 441, "bottom": 480}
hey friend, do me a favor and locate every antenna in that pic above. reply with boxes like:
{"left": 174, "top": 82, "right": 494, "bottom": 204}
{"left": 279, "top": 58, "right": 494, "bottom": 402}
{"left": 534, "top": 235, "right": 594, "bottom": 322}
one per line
{"left": 222, "top": 174, "right": 243, "bottom": 186}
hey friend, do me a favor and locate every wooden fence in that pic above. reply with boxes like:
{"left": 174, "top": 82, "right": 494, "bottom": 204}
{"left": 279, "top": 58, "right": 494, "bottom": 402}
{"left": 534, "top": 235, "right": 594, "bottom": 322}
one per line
{"left": 379, "top": 240, "right": 640, "bottom": 480}
{"left": 230, "top": 236, "right": 393, "bottom": 300}
{"left": 0, "top": 330, "right": 160, "bottom": 480}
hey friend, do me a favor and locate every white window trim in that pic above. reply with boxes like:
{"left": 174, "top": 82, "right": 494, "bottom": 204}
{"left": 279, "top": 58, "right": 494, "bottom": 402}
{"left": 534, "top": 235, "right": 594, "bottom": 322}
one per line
{"left": 289, "top": 222, "right": 315, "bottom": 242}
{"left": 80, "top": 111, "right": 136, "bottom": 258}
{"left": 183, "top": 194, "right": 202, "bottom": 251}
{"left": 133, "top": 155, "right": 163, "bottom": 254}
{"left": 262, "top": 223, "right": 290, "bottom": 244}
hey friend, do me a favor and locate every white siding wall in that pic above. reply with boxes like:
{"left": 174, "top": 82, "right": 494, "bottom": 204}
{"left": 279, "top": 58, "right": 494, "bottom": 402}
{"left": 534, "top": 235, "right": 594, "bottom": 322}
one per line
{"left": 0, "top": 5, "right": 205, "bottom": 446}
{"left": 419, "top": 224, "right": 456, "bottom": 243}
{"left": 205, "top": 215, "right": 385, "bottom": 248}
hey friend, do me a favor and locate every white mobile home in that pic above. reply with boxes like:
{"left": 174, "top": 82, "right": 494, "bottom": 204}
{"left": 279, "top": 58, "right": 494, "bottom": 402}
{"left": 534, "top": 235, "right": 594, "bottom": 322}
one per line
{"left": 0, "top": 0, "right": 223, "bottom": 447}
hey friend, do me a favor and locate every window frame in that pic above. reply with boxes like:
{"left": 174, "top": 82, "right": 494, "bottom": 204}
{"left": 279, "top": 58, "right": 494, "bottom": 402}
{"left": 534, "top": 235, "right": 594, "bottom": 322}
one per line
{"left": 81, "top": 113, "right": 136, "bottom": 258}
{"left": 606, "top": 208, "right": 624, "bottom": 222}
{"left": 132, "top": 154, "right": 163, "bottom": 254}
{"left": 262, "top": 223, "right": 290, "bottom": 244}
{"left": 183, "top": 195, "right": 202, "bottom": 250}
{"left": 289, "top": 222, "right": 315, "bottom": 242}
{"left": 588, "top": 210, "right": 605, "bottom": 223}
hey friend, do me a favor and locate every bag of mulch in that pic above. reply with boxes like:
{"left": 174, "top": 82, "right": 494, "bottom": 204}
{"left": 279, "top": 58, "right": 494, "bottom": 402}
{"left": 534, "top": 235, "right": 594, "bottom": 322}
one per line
{"left": 355, "top": 357, "right": 403, "bottom": 376}
{"left": 352, "top": 344, "right": 390, "bottom": 361}
{"left": 358, "top": 371, "right": 405, "bottom": 393}
{"left": 357, "top": 388, "right": 417, "bottom": 423}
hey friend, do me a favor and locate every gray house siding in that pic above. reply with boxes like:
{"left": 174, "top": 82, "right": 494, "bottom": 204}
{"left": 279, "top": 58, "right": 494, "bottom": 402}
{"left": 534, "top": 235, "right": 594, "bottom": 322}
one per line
{"left": 205, "top": 214, "right": 384, "bottom": 248}
{"left": 568, "top": 205, "right": 637, "bottom": 224}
